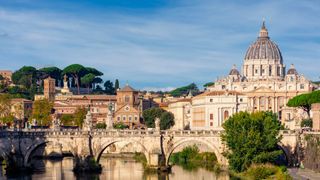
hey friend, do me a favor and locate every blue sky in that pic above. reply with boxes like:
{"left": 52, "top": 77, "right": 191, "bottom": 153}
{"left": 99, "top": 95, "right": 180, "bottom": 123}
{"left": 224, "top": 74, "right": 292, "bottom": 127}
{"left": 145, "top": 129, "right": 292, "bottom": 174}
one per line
{"left": 0, "top": 0, "right": 319, "bottom": 91}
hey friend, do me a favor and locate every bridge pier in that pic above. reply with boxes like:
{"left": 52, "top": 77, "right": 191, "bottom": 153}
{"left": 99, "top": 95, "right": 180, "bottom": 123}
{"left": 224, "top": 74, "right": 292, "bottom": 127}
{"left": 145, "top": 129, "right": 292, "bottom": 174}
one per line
{"left": 73, "top": 155, "right": 102, "bottom": 173}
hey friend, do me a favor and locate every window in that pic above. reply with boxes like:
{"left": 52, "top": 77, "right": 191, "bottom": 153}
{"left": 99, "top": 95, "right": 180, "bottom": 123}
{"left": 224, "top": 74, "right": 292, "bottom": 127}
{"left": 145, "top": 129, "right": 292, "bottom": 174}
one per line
{"left": 210, "top": 113, "right": 214, "bottom": 120}
{"left": 210, "top": 122, "right": 213, "bottom": 126}
{"left": 222, "top": 85, "right": 226, "bottom": 89}
{"left": 129, "top": 116, "right": 132, "bottom": 121}
{"left": 223, "top": 110, "right": 229, "bottom": 120}
{"left": 239, "top": 98, "right": 243, "bottom": 102}
{"left": 286, "top": 113, "right": 291, "bottom": 120}
{"left": 210, "top": 99, "right": 213, "bottom": 102}
{"left": 122, "top": 116, "right": 126, "bottom": 121}
{"left": 117, "top": 116, "right": 120, "bottom": 121}
{"left": 255, "top": 69, "right": 258, "bottom": 74}
{"left": 300, "top": 84, "right": 305, "bottom": 89}
{"left": 125, "top": 96, "right": 130, "bottom": 103}
{"left": 134, "top": 116, "right": 138, "bottom": 121}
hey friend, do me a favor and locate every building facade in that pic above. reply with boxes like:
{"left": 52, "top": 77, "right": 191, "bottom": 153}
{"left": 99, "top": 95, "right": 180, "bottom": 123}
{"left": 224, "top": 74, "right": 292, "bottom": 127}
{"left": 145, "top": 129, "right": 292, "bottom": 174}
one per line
{"left": 207, "top": 22, "right": 314, "bottom": 129}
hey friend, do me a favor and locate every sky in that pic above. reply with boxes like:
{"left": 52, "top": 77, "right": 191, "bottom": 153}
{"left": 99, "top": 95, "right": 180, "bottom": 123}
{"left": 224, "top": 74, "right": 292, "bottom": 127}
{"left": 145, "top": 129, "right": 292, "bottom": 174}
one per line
{"left": 0, "top": 0, "right": 319, "bottom": 91}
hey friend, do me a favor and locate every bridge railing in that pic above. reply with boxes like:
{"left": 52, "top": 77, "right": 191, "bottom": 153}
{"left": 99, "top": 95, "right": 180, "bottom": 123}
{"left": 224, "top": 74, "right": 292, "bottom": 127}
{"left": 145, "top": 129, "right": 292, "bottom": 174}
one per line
{"left": 0, "top": 129, "right": 224, "bottom": 137}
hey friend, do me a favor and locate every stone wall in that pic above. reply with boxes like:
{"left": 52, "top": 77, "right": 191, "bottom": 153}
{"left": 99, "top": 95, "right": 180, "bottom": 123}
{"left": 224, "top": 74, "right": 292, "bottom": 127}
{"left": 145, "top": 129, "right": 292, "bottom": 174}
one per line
{"left": 302, "top": 134, "right": 320, "bottom": 172}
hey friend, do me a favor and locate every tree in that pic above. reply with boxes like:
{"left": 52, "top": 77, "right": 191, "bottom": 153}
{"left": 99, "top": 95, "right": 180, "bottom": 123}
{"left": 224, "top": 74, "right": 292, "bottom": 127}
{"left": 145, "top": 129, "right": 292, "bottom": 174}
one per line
{"left": 0, "top": 94, "right": 14, "bottom": 126}
{"left": 12, "top": 66, "right": 38, "bottom": 88}
{"left": 170, "top": 83, "right": 199, "bottom": 97}
{"left": 104, "top": 80, "right": 115, "bottom": 95}
{"left": 160, "top": 111, "right": 175, "bottom": 130}
{"left": 39, "top": 67, "right": 62, "bottom": 86}
{"left": 203, "top": 82, "right": 215, "bottom": 88}
{"left": 142, "top": 107, "right": 175, "bottom": 130}
{"left": 287, "top": 91, "right": 320, "bottom": 118}
{"left": 31, "top": 99, "right": 53, "bottom": 126}
{"left": 81, "top": 73, "right": 96, "bottom": 93}
{"left": 85, "top": 67, "right": 103, "bottom": 76}
{"left": 222, "top": 111, "right": 283, "bottom": 172}
{"left": 114, "top": 79, "right": 119, "bottom": 91}
{"left": 60, "top": 114, "right": 74, "bottom": 126}
{"left": 63, "top": 64, "right": 87, "bottom": 94}
{"left": 74, "top": 107, "right": 86, "bottom": 128}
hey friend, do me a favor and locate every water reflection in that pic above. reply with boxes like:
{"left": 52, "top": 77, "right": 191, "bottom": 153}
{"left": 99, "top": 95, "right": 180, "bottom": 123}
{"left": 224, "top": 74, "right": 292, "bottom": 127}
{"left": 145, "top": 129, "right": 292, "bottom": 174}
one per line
{"left": 0, "top": 157, "right": 230, "bottom": 180}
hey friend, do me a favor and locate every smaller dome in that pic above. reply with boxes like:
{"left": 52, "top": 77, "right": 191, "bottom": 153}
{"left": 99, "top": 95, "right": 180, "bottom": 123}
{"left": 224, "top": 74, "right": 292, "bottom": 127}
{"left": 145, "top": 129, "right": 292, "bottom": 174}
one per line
{"left": 229, "top": 65, "right": 240, "bottom": 75}
{"left": 287, "top": 64, "right": 298, "bottom": 75}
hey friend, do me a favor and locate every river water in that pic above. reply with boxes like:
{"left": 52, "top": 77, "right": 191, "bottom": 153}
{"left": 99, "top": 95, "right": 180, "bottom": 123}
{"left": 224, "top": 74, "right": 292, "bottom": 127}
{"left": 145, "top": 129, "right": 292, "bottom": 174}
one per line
{"left": 0, "top": 157, "right": 230, "bottom": 180}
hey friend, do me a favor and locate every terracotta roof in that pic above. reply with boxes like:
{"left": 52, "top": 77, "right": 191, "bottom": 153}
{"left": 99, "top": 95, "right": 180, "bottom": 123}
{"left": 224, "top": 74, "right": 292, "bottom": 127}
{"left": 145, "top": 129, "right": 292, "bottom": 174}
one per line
{"left": 118, "top": 85, "right": 136, "bottom": 92}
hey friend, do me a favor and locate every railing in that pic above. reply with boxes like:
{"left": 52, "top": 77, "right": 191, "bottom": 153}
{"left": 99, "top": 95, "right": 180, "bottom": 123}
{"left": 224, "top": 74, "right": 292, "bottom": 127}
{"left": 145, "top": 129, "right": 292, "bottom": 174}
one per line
{"left": 0, "top": 129, "right": 224, "bottom": 138}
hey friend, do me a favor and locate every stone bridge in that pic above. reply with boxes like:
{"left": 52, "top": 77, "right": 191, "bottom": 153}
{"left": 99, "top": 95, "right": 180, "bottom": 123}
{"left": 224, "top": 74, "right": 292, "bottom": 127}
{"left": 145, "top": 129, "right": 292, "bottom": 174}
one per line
{"left": 0, "top": 129, "right": 300, "bottom": 172}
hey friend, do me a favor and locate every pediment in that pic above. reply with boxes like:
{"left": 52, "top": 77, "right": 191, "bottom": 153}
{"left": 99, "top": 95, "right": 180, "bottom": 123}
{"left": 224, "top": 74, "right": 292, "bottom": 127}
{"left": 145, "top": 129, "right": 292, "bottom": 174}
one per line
{"left": 249, "top": 86, "right": 275, "bottom": 93}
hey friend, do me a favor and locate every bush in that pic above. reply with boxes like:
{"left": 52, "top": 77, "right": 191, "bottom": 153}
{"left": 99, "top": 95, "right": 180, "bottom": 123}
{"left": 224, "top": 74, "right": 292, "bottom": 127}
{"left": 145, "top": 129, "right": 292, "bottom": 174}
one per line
{"left": 95, "top": 123, "right": 106, "bottom": 129}
{"left": 241, "top": 164, "right": 292, "bottom": 180}
{"left": 301, "top": 119, "right": 312, "bottom": 128}
{"left": 113, "top": 122, "right": 129, "bottom": 129}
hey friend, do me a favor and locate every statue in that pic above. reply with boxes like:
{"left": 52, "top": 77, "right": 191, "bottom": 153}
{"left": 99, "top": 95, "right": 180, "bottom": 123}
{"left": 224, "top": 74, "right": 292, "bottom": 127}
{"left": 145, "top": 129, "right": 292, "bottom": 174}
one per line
{"left": 155, "top": 117, "right": 160, "bottom": 132}
{"left": 83, "top": 107, "right": 93, "bottom": 131}
{"left": 52, "top": 114, "right": 61, "bottom": 130}
{"left": 106, "top": 103, "right": 114, "bottom": 129}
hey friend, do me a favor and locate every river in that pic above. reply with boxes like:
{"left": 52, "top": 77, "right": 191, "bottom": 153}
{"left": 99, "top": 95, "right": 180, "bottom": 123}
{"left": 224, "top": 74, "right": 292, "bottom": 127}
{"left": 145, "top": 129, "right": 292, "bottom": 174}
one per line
{"left": 0, "top": 157, "right": 230, "bottom": 180}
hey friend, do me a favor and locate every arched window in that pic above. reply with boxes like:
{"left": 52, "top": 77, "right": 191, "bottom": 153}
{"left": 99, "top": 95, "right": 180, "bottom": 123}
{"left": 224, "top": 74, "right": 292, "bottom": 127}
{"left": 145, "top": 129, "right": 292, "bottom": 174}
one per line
{"left": 223, "top": 110, "right": 229, "bottom": 121}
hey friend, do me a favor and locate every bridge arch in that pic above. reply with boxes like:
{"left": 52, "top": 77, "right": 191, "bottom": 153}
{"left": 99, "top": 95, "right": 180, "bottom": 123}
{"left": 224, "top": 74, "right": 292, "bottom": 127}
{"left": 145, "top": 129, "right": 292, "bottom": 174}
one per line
{"left": 95, "top": 139, "right": 150, "bottom": 164}
{"left": 165, "top": 138, "right": 226, "bottom": 166}
{"left": 24, "top": 141, "right": 48, "bottom": 167}
{"left": 23, "top": 140, "right": 73, "bottom": 167}
{"left": 277, "top": 143, "right": 292, "bottom": 166}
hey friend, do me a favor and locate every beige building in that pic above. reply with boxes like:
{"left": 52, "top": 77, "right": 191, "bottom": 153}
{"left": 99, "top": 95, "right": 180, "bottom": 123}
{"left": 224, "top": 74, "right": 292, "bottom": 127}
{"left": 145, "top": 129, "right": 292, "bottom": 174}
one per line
{"left": 114, "top": 85, "right": 143, "bottom": 128}
{"left": 191, "top": 91, "right": 247, "bottom": 130}
{"left": 312, "top": 103, "right": 320, "bottom": 131}
{"left": 10, "top": 98, "right": 33, "bottom": 127}
{"left": 207, "top": 22, "right": 314, "bottom": 129}
{"left": 0, "top": 70, "right": 13, "bottom": 83}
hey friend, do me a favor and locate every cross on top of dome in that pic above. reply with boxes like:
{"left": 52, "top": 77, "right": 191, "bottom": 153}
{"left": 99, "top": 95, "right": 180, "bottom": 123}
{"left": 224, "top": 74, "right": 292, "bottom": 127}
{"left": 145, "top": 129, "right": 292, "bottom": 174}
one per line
{"left": 259, "top": 20, "right": 269, "bottom": 38}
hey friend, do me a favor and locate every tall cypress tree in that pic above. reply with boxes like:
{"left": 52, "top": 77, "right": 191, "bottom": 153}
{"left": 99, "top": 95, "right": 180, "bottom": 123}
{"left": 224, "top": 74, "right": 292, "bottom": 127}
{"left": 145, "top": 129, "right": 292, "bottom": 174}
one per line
{"left": 115, "top": 79, "right": 119, "bottom": 91}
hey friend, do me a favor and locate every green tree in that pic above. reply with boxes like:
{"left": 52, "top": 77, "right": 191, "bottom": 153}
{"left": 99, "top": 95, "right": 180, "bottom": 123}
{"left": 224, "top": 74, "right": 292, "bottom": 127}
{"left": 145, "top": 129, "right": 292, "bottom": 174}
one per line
{"left": 0, "top": 94, "right": 14, "bottom": 126}
{"left": 160, "top": 111, "right": 175, "bottom": 130}
{"left": 39, "top": 67, "right": 62, "bottom": 86}
{"left": 85, "top": 67, "right": 103, "bottom": 76}
{"left": 60, "top": 114, "right": 74, "bottom": 126}
{"left": 81, "top": 73, "right": 96, "bottom": 93}
{"left": 115, "top": 79, "right": 119, "bottom": 91}
{"left": 222, "top": 111, "right": 283, "bottom": 172}
{"left": 31, "top": 99, "right": 53, "bottom": 126}
{"left": 287, "top": 91, "right": 320, "bottom": 118}
{"left": 104, "top": 80, "right": 115, "bottom": 95}
{"left": 74, "top": 107, "right": 86, "bottom": 128}
{"left": 63, "top": 64, "right": 87, "bottom": 94}
{"left": 203, "top": 82, "right": 215, "bottom": 88}
{"left": 113, "top": 122, "right": 129, "bottom": 129}
{"left": 170, "top": 83, "right": 199, "bottom": 97}
{"left": 142, "top": 107, "right": 175, "bottom": 130}
{"left": 301, "top": 119, "right": 312, "bottom": 128}
{"left": 12, "top": 66, "right": 38, "bottom": 88}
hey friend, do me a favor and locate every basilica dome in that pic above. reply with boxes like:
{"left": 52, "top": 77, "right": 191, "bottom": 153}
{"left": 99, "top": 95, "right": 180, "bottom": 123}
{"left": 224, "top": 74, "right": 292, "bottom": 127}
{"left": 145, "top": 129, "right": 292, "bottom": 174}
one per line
{"left": 244, "top": 22, "right": 283, "bottom": 63}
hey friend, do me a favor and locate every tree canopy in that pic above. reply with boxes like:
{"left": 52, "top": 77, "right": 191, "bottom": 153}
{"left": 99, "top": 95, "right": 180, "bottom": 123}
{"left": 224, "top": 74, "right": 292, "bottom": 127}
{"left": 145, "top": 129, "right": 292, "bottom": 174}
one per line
{"left": 63, "top": 64, "right": 87, "bottom": 94}
{"left": 39, "top": 67, "right": 62, "bottom": 86}
{"left": 142, "top": 107, "right": 175, "bottom": 130}
{"left": 287, "top": 90, "right": 320, "bottom": 118}
{"left": 0, "top": 94, "right": 14, "bottom": 125}
{"left": 104, "top": 80, "right": 116, "bottom": 95}
{"left": 222, "top": 111, "right": 283, "bottom": 172}
{"left": 170, "top": 83, "right": 199, "bottom": 97}
{"left": 31, "top": 99, "right": 53, "bottom": 126}
{"left": 203, "top": 82, "right": 215, "bottom": 88}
